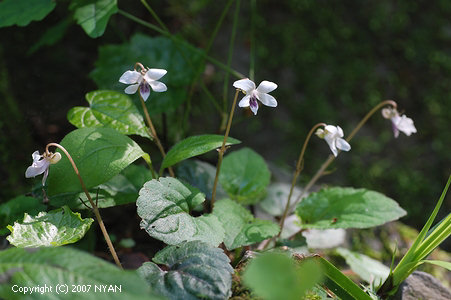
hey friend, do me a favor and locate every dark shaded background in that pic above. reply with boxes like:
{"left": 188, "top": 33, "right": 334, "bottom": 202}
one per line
{"left": 1, "top": 0, "right": 450, "bottom": 237}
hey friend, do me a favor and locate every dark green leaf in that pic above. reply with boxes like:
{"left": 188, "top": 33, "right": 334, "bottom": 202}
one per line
{"left": 0, "top": 196, "right": 46, "bottom": 235}
{"left": 138, "top": 241, "right": 233, "bottom": 300}
{"left": 6, "top": 206, "right": 93, "bottom": 247}
{"left": 243, "top": 252, "right": 323, "bottom": 300}
{"left": 28, "top": 18, "right": 71, "bottom": 55}
{"left": 137, "top": 177, "right": 224, "bottom": 246}
{"left": 90, "top": 34, "right": 204, "bottom": 115}
{"left": 219, "top": 147, "right": 271, "bottom": 204}
{"left": 161, "top": 135, "right": 240, "bottom": 171}
{"left": 68, "top": 90, "right": 150, "bottom": 138}
{"left": 296, "top": 187, "right": 407, "bottom": 229}
{"left": 70, "top": 0, "right": 118, "bottom": 38}
{"left": 49, "top": 164, "right": 153, "bottom": 209}
{"left": 0, "top": 247, "right": 161, "bottom": 300}
{"left": 213, "top": 199, "right": 279, "bottom": 250}
{"left": 47, "top": 127, "right": 145, "bottom": 196}
{"left": 0, "top": 0, "right": 56, "bottom": 27}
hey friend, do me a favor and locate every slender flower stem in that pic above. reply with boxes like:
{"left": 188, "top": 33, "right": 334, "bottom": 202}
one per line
{"left": 249, "top": 0, "right": 256, "bottom": 81}
{"left": 211, "top": 89, "right": 240, "bottom": 208}
{"left": 138, "top": 92, "right": 175, "bottom": 177}
{"left": 277, "top": 123, "right": 326, "bottom": 238}
{"left": 290, "top": 100, "right": 398, "bottom": 210}
{"left": 45, "top": 143, "right": 122, "bottom": 269}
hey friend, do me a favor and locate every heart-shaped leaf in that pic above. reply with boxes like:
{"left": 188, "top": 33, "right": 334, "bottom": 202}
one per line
{"left": 161, "top": 135, "right": 240, "bottom": 171}
{"left": 219, "top": 147, "right": 271, "bottom": 204}
{"left": 296, "top": 187, "right": 407, "bottom": 229}
{"left": 68, "top": 90, "right": 150, "bottom": 138}
{"left": 213, "top": 199, "right": 279, "bottom": 250}
{"left": 137, "top": 177, "right": 224, "bottom": 246}
{"left": 0, "top": 195, "right": 46, "bottom": 235}
{"left": 90, "top": 34, "right": 204, "bottom": 115}
{"left": 258, "top": 183, "right": 303, "bottom": 216}
{"left": 0, "top": 247, "right": 161, "bottom": 300}
{"left": 0, "top": 0, "right": 56, "bottom": 27}
{"left": 70, "top": 0, "right": 118, "bottom": 38}
{"left": 6, "top": 206, "right": 93, "bottom": 247}
{"left": 47, "top": 127, "right": 145, "bottom": 196}
{"left": 138, "top": 241, "right": 233, "bottom": 300}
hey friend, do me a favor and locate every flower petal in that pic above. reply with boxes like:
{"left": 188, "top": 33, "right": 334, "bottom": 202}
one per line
{"left": 145, "top": 69, "right": 167, "bottom": 81}
{"left": 233, "top": 78, "right": 256, "bottom": 94}
{"left": 119, "top": 70, "right": 142, "bottom": 84}
{"left": 238, "top": 95, "right": 251, "bottom": 107}
{"left": 336, "top": 138, "right": 351, "bottom": 152}
{"left": 256, "top": 80, "right": 277, "bottom": 93}
{"left": 149, "top": 80, "right": 167, "bottom": 92}
{"left": 324, "top": 125, "right": 338, "bottom": 135}
{"left": 324, "top": 135, "right": 338, "bottom": 157}
{"left": 140, "top": 82, "right": 151, "bottom": 101}
{"left": 336, "top": 126, "right": 344, "bottom": 138}
{"left": 42, "top": 168, "right": 49, "bottom": 186}
{"left": 124, "top": 84, "right": 139, "bottom": 94}
{"left": 31, "top": 150, "right": 41, "bottom": 162}
{"left": 396, "top": 115, "right": 417, "bottom": 136}
{"left": 249, "top": 99, "right": 259, "bottom": 115}
{"left": 25, "top": 159, "right": 49, "bottom": 178}
{"left": 256, "top": 92, "right": 278, "bottom": 107}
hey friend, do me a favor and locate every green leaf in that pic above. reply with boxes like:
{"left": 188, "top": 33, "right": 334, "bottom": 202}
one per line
{"left": 28, "top": 18, "right": 71, "bottom": 55}
{"left": 0, "top": 0, "right": 56, "bottom": 27}
{"left": 0, "top": 196, "right": 46, "bottom": 235}
{"left": 212, "top": 199, "right": 279, "bottom": 250}
{"left": 68, "top": 90, "right": 150, "bottom": 138}
{"left": 296, "top": 187, "right": 407, "bottom": 229}
{"left": 258, "top": 183, "right": 303, "bottom": 216}
{"left": 161, "top": 135, "right": 241, "bottom": 171}
{"left": 219, "top": 147, "right": 271, "bottom": 205}
{"left": 422, "top": 260, "right": 451, "bottom": 271}
{"left": 0, "top": 247, "right": 161, "bottom": 300}
{"left": 47, "top": 127, "right": 145, "bottom": 196}
{"left": 336, "top": 247, "right": 390, "bottom": 286}
{"left": 50, "top": 164, "right": 153, "bottom": 209}
{"left": 138, "top": 241, "right": 233, "bottom": 300}
{"left": 70, "top": 0, "right": 118, "bottom": 38}
{"left": 137, "top": 177, "right": 224, "bottom": 246}
{"left": 6, "top": 206, "right": 93, "bottom": 247}
{"left": 90, "top": 34, "right": 203, "bottom": 115}
{"left": 176, "top": 159, "right": 226, "bottom": 200}
{"left": 243, "top": 252, "right": 323, "bottom": 300}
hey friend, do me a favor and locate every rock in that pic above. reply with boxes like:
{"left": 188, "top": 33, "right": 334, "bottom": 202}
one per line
{"left": 394, "top": 271, "right": 451, "bottom": 300}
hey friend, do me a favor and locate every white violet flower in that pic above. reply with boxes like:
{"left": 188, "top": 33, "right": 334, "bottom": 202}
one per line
{"left": 316, "top": 125, "right": 351, "bottom": 157}
{"left": 119, "top": 66, "right": 167, "bottom": 101}
{"left": 382, "top": 107, "right": 417, "bottom": 138}
{"left": 233, "top": 78, "right": 278, "bottom": 115}
{"left": 25, "top": 151, "right": 61, "bottom": 185}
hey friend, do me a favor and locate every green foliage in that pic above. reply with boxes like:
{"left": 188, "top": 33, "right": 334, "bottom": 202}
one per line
{"left": 47, "top": 127, "right": 145, "bottom": 196}
{"left": 138, "top": 241, "right": 233, "bottom": 300}
{"left": 28, "top": 18, "right": 71, "bottom": 55}
{"left": 0, "top": 247, "right": 159, "bottom": 300}
{"left": 68, "top": 90, "right": 150, "bottom": 138}
{"left": 50, "top": 164, "right": 153, "bottom": 209}
{"left": 0, "top": 195, "right": 46, "bottom": 235}
{"left": 336, "top": 247, "right": 390, "bottom": 286}
{"left": 69, "top": 0, "right": 118, "bottom": 38}
{"left": 137, "top": 177, "right": 224, "bottom": 246}
{"left": 161, "top": 134, "right": 240, "bottom": 171}
{"left": 296, "top": 187, "right": 407, "bottom": 229}
{"left": 258, "top": 183, "right": 303, "bottom": 217}
{"left": 90, "top": 34, "right": 203, "bottom": 115}
{"left": 6, "top": 206, "right": 93, "bottom": 247}
{"left": 219, "top": 147, "right": 271, "bottom": 205}
{"left": 0, "top": 0, "right": 56, "bottom": 27}
{"left": 212, "top": 199, "right": 279, "bottom": 250}
{"left": 242, "top": 252, "right": 323, "bottom": 300}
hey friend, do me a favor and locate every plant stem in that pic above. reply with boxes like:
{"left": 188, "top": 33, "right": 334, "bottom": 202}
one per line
{"left": 211, "top": 89, "right": 240, "bottom": 208}
{"left": 45, "top": 143, "right": 122, "bottom": 269}
{"left": 249, "top": 0, "right": 256, "bottom": 81}
{"left": 277, "top": 123, "right": 326, "bottom": 238}
{"left": 290, "top": 100, "right": 398, "bottom": 210}
{"left": 138, "top": 92, "right": 175, "bottom": 177}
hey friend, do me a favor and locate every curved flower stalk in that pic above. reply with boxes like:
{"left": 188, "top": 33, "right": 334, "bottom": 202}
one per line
{"left": 25, "top": 150, "right": 61, "bottom": 185}
{"left": 382, "top": 107, "right": 417, "bottom": 138}
{"left": 119, "top": 65, "right": 167, "bottom": 101}
{"left": 233, "top": 78, "right": 277, "bottom": 115}
{"left": 315, "top": 125, "right": 351, "bottom": 157}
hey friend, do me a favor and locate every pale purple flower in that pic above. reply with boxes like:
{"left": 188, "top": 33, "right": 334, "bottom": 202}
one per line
{"left": 233, "top": 78, "right": 277, "bottom": 115}
{"left": 119, "top": 67, "right": 167, "bottom": 101}
{"left": 316, "top": 125, "right": 351, "bottom": 157}
{"left": 382, "top": 107, "right": 417, "bottom": 138}
{"left": 25, "top": 151, "right": 61, "bottom": 185}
